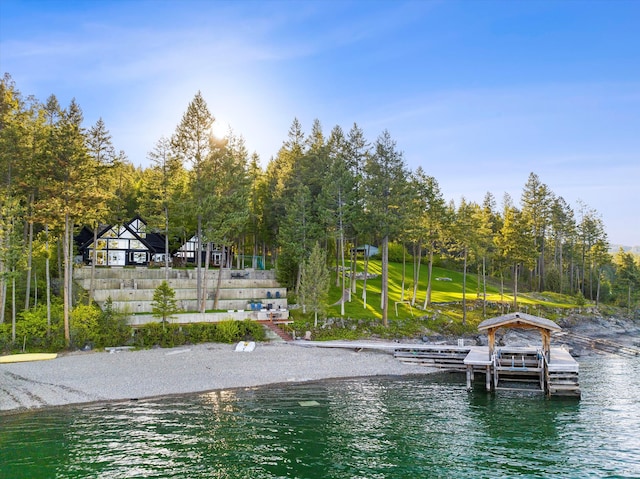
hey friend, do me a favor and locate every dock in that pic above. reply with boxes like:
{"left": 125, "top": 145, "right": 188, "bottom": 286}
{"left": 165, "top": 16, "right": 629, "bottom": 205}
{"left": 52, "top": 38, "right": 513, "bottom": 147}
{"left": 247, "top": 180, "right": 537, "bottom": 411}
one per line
{"left": 296, "top": 312, "right": 581, "bottom": 398}
{"left": 296, "top": 340, "right": 579, "bottom": 397}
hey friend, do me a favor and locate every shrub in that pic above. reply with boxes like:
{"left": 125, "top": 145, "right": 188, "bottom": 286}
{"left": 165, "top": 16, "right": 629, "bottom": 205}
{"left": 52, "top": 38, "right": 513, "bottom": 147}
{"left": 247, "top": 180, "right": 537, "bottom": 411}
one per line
{"left": 238, "top": 319, "right": 266, "bottom": 341}
{"left": 70, "top": 304, "right": 101, "bottom": 349}
{"left": 0, "top": 323, "right": 11, "bottom": 353}
{"left": 11, "top": 302, "right": 65, "bottom": 352}
{"left": 97, "top": 298, "right": 132, "bottom": 347}
{"left": 132, "top": 320, "right": 264, "bottom": 348}
{"left": 16, "top": 306, "right": 51, "bottom": 348}
{"left": 215, "top": 320, "right": 240, "bottom": 343}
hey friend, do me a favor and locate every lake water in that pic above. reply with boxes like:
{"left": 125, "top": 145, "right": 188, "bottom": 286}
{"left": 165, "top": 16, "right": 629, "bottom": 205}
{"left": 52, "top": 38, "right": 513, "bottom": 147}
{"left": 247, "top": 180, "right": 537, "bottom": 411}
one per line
{"left": 1, "top": 355, "right": 639, "bottom": 478}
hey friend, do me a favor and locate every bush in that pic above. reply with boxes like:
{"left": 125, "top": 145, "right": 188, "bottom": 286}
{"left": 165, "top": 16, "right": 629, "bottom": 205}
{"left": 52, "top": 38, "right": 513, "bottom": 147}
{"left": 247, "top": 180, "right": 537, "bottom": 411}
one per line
{"left": 133, "top": 320, "right": 266, "bottom": 348}
{"left": 11, "top": 302, "right": 66, "bottom": 352}
{"left": 214, "top": 320, "right": 240, "bottom": 343}
{"left": 70, "top": 304, "right": 101, "bottom": 349}
{"left": 0, "top": 323, "right": 11, "bottom": 353}
{"left": 97, "top": 298, "right": 132, "bottom": 347}
{"left": 238, "top": 319, "right": 266, "bottom": 342}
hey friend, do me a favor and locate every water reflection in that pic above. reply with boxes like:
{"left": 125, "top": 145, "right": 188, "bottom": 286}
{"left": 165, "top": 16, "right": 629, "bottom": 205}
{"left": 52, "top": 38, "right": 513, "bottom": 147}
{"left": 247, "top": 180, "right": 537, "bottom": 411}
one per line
{"left": 1, "top": 357, "right": 639, "bottom": 479}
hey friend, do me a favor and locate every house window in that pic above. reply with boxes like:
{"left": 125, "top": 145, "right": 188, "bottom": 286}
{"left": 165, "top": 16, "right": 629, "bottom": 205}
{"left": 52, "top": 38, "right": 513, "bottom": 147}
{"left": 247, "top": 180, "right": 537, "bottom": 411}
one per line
{"left": 130, "top": 252, "right": 147, "bottom": 264}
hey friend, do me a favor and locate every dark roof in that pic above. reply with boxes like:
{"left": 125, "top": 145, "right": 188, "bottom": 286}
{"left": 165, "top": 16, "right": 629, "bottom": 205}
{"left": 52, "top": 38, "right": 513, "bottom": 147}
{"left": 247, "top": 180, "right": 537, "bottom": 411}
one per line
{"left": 75, "top": 217, "right": 167, "bottom": 254}
{"left": 477, "top": 312, "right": 562, "bottom": 333}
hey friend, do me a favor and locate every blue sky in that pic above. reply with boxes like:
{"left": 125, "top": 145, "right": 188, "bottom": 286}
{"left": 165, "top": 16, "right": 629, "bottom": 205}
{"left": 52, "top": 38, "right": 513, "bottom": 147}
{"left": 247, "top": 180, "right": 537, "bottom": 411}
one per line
{"left": 1, "top": 0, "right": 639, "bottom": 246}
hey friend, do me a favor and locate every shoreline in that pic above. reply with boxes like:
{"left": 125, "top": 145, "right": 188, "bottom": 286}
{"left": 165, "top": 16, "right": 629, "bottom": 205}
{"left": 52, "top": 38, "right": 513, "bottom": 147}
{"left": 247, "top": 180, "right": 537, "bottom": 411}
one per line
{"left": 2, "top": 315, "right": 637, "bottom": 414}
{"left": 0, "top": 341, "right": 437, "bottom": 413}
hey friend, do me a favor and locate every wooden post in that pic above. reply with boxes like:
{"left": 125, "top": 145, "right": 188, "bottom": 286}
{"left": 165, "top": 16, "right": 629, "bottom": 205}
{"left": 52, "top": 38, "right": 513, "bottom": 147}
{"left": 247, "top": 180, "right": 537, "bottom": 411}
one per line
{"left": 486, "top": 365, "right": 492, "bottom": 391}
{"left": 541, "top": 330, "right": 550, "bottom": 361}
{"left": 466, "top": 366, "right": 472, "bottom": 391}
{"left": 488, "top": 328, "right": 496, "bottom": 359}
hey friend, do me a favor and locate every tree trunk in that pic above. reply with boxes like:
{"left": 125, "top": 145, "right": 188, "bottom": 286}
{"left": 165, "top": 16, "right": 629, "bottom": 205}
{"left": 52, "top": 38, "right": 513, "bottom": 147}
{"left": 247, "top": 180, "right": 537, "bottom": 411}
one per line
{"left": 202, "top": 242, "right": 210, "bottom": 313}
{"left": 214, "top": 244, "right": 225, "bottom": 310}
{"left": 196, "top": 215, "right": 203, "bottom": 314}
{"left": 423, "top": 247, "right": 434, "bottom": 309}
{"left": 462, "top": 248, "right": 467, "bottom": 325}
{"left": 11, "top": 272, "right": 16, "bottom": 342}
{"left": 340, "top": 227, "right": 346, "bottom": 316}
{"left": 164, "top": 204, "right": 170, "bottom": 282}
{"left": 69, "top": 221, "right": 74, "bottom": 315}
{"left": 401, "top": 244, "right": 406, "bottom": 301}
{"left": 381, "top": 235, "right": 389, "bottom": 327}
{"left": 500, "top": 273, "right": 504, "bottom": 314}
{"left": 513, "top": 263, "right": 519, "bottom": 310}
{"left": 45, "top": 225, "right": 51, "bottom": 332}
{"left": 559, "top": 239, "right": 564, "bottom": 294}
{"left": 63, "top": 213, "right": 71, "bottom": 347}
{"left": 482, "top": 256, "right": 487, "bottom": 318}
{"left": 595, "top": 267, "right": 601, "bottom": 307}
{"left": 24, "top": 209, "right": 34, "bottom": 310}
{"left": 334, "top": 235, "right": 340, "bottom": 287}
{"left": 362, "top": 253, "right": 369, "bottom": 308}
{"left": 539, "top": 229, "right": 546, "bottom": 291}
{"left": 351, "top": 235, "right": 358, "bottom": 294}
{"left": 89, "top": 225, "right": 98, "bottom": 304}
{"left": 0, "top": 256, "right": 5, "bottom": 325}
{"left": 412, "top": 243, "right": 421, "bottom": 306}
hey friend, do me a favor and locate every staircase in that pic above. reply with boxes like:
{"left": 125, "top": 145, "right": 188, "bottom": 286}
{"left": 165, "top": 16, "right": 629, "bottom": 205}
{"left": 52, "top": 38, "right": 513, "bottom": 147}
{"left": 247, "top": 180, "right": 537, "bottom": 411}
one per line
{"left": 493, "top": 348, "right": 545, "bottom": 392}
{"left": 260, "top": 321, "right": 293, "bottom": 342}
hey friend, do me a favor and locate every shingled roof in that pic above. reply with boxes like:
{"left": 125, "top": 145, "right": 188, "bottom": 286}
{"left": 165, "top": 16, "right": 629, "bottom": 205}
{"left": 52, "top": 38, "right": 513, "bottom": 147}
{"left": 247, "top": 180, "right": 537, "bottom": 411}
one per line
{"left": 477, "top": 312, "right": 562, "bottom": 333}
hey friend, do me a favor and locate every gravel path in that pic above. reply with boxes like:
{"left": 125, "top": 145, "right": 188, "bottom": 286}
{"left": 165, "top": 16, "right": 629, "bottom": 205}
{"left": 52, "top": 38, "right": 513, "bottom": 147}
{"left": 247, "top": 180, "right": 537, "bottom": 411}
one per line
{"left": 0, "top": 342, "right": 435, "bottom": 412}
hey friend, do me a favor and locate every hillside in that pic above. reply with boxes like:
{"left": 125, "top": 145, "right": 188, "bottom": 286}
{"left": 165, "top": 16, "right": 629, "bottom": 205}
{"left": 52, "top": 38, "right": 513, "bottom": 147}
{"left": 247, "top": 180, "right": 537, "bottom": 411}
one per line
{"left": 290, "top": 259, "right": 631, "bottom": 341}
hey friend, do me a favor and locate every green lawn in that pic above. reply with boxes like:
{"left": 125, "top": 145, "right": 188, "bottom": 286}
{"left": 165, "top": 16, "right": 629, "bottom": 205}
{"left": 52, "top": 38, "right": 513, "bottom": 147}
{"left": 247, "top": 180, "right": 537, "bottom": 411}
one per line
{"left": 290, "top": 259, "right": 582, "bottom": 340}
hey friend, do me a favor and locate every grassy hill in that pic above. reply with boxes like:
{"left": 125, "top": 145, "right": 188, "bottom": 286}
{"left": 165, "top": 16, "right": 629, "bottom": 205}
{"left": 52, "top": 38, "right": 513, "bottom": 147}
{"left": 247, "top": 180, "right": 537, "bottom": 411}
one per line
{"left": 290, "top": 259, "right": 587, "bottom": 340}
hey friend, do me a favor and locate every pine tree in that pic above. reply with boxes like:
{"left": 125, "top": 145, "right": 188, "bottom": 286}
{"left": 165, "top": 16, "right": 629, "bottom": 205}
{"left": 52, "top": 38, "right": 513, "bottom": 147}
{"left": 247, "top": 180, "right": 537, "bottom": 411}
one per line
{"left": 300, "top": 242, "right": 330, "bottom": 327}
{"left": 151, "top": 281, "right": 180, "bottom": 328}
{"left": 171, "top": 92, "right": 214, "bottom": 312}
{"left": 363, "top": 130, "right": 408, "bottom": 326}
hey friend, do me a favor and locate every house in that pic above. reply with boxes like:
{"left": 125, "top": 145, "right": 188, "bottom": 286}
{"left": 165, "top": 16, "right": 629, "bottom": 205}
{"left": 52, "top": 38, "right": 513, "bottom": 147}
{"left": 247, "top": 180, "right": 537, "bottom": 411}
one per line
{"left": 352, "top": 244, "right": 379, "bottom": 258}
{"left": 76, "top": 216, "right": 166, "bottom": 267}
{"left": 174, "top": 235, "right": 234, "bottom": 267}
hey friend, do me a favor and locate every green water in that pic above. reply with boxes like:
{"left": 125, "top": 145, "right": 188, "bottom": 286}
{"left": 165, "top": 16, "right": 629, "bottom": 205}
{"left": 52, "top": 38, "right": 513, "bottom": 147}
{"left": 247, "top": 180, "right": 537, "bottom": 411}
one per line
{"left": 1, "top": 356, "right": 639, "bottom": 478}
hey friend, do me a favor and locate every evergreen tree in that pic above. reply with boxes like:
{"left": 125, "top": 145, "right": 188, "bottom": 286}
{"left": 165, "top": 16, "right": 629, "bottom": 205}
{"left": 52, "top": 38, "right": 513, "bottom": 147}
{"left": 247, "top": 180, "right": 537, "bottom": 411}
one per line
{"left": 495, "top": 203, "right": 536, "bottom": 309}
{"left": 521, "top": 172, "right": 553, "bottom": 291}
{"left": 363, "top": 130, "right": 408, "bottom": 326}
{"left": 300, "top": 242, "right": 330, "bottom": 327}
{"left": 612, "top": 249, "right": 640, "bottom": 314}
{"left": 38, "top": 98, "right": 96, "bottom": 346}
{"left": 151, "top": 280, "right": 180, "bottom": 328}
{"left": 140, "top": 135, "right": 186, "bottom": 279}
{"left": 86, "top": 117, "right": 117, "bottom": 303}
{"left": 171, "top": 92, "right": 214, "bottom": 312}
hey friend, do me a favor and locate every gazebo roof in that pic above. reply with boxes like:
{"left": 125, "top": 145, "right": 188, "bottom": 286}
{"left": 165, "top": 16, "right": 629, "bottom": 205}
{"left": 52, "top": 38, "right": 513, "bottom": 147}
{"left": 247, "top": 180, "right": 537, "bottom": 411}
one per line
{"left": 477, "top": 312, "right": 562, "bottom": 333}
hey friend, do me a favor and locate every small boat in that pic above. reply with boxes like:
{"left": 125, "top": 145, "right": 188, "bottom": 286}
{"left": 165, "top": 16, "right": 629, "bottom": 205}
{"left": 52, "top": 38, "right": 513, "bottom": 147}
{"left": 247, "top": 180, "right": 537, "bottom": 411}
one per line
{"left": 234, "top": 341, "right": 256, "bottom": 352}
{"left": 0, "top": 353, "right": 58, "bottom": 364}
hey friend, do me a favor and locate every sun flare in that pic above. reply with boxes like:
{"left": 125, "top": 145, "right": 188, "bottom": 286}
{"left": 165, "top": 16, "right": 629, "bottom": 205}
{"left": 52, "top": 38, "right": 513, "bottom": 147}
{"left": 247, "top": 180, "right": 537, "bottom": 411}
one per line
{"left": 211, "top": 119, "right": 231, "bottom": 139}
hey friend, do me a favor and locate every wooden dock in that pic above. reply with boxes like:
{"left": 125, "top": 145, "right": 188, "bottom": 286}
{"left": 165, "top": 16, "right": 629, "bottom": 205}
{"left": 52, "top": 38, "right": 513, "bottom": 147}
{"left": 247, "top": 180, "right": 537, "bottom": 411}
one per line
{"left": 295, "top": 339, "right": 580, "bottom": 398}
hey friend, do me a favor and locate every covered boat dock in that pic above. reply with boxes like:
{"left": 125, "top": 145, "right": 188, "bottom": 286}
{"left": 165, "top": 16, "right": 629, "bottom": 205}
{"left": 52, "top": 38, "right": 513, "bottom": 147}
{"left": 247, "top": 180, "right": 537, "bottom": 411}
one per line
{"left": 465, "top": 312, "right": 580, "bottom": 397}
{"left": 296, "top": 312, "right": 580, "bottom": 398}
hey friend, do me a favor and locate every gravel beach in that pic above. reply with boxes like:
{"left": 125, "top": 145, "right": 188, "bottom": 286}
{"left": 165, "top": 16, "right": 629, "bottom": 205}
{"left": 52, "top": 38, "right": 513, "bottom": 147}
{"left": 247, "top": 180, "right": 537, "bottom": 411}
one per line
{"left": 0, "top": 341, "right": 435, "bottom": 413}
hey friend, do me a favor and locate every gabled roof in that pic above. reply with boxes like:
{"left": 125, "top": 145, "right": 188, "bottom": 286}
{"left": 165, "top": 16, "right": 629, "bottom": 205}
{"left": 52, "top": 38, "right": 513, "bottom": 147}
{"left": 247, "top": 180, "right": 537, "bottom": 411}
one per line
{"left": 76, "top": 216, "right": 166, "bottom": 254}
{"left": 477, "top": 312, "right": 562, "bottom": 333}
